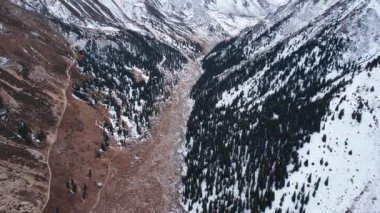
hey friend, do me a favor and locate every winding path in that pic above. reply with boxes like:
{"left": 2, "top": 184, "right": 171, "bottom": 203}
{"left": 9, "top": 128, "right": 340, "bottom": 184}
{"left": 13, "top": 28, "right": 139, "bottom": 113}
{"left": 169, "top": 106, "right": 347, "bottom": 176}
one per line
{"left": 41, "top": 50, "right": 76, "bottom": 213}
{"left": 90, "top": 163, "right": 112, "bottom": 213}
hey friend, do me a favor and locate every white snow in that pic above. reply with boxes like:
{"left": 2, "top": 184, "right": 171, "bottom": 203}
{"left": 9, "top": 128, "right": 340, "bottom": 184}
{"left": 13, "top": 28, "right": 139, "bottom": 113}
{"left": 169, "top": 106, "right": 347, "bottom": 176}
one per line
{"left": 10, "top": 0, "right": 289, "bottom": 51}
{"left": 201, "top": 1, "right": 380, "bottom": 212}
{"left": 71, "top": 94, "right": 87, "bottom": 103}
{"left": 0, "top": 57, "right": 8, "bottom": 66}
{"left": 83, "top": 22, "right": 120, "bottom": 32}
{"left": 271, "top": 68, "right": 380, "bottom": 213}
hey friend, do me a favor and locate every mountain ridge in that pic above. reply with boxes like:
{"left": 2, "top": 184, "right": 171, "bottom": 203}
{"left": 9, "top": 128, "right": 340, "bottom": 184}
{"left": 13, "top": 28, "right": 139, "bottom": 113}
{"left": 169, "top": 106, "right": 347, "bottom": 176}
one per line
{"left": 182, "top": 0, "right": 380, "bottom": 212}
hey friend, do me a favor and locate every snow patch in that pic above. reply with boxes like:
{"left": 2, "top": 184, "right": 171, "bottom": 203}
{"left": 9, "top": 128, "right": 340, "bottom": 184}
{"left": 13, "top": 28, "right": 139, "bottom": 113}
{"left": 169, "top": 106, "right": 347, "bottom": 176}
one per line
{"left": 0, "top": 57, "right": 8, "bottom": 66}
{"left": 271, "top": 68, "right": 380, "bottom": 212}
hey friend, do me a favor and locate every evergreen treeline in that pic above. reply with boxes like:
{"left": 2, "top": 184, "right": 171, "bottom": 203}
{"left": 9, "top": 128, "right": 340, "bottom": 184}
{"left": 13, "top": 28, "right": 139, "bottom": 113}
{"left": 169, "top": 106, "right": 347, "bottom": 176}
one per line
{"left": 182, "top": 23, "right": 362, "bottom": 212}
{"left": 72, "top": 30, "right": 187, "bottom": 141}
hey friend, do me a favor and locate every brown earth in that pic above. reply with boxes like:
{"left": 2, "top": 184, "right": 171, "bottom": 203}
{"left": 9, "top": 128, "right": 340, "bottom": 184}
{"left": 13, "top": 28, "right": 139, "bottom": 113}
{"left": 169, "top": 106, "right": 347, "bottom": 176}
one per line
{"left": 0, "top": 138, "right": 48, "bottom": 213}
{"left": 92, "top": 58, "right": 204, "bottom": 213}
{"left": 43, "top": 57, "right": 204, "bottom": 212}
{"left": 42, "top": 86, "right": 113, "bottom": 213}
{"left": 0, "top": 1, "right": 75, "bottom": 212}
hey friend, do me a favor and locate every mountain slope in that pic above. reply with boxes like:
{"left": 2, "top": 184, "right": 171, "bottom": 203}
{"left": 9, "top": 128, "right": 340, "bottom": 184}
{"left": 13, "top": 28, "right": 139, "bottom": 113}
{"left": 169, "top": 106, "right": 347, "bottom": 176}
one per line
{"left": 183, "top": 0, "right": 380, "bottom": 212}
{"left": 12, "top": 1, "right": 190, "bottom": 142}
{"left": 5, "top": 0, "right": 380, "bottom": 212}
{"left": 0, "top": 1, "right": 76, "bottom": 212}
{"left": 10, "top": 0, "right": 288, "bottom": 51}
{"left": 8, "top": 0, "right": 289, "bottom": 145}
{"left": 3, "top": 0, "right": 288, "bottom": 212}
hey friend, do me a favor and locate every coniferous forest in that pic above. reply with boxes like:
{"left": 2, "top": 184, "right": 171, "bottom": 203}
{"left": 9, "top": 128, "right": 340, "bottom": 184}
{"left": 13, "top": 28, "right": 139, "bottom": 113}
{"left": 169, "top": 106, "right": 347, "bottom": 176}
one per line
{"left": 182, "top": 20, "right": 368, "bottom": 212}
{"left": 71, "top": 29, "right": 187, "bottom": 141}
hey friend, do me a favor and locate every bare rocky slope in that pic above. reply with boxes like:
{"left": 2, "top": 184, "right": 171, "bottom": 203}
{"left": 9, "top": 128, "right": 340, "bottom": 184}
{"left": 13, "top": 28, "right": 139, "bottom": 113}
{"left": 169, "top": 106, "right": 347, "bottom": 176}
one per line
{"left": 0, "top": 1, "right": 76, "bottom": 212}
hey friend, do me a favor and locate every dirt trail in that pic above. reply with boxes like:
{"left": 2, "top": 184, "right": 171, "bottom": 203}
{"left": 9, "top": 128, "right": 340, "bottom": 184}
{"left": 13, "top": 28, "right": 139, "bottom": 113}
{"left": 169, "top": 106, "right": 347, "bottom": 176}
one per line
{"left": 90, "top": 163, "right": 112, "bottom": 212}
{"left": 43, "top": 42, "right": 216, "bottom": 212}
{"left": 42, "top": 80, "right": 112, "bottom": 213}
{"left": 92, "top": 56, "right": 205, "bottom": 212}
{"left": 42, "top": 51, "right": 76, "bottom": 212}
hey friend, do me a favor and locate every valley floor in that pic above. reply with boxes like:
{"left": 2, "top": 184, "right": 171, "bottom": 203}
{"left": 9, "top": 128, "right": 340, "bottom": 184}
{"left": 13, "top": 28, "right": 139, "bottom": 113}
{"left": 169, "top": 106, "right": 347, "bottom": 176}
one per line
{"left": 92, "top": 58, "right": 203, "bottom": 212}
{"left": 44, "top": 52, "right": 207, "bottom": 212}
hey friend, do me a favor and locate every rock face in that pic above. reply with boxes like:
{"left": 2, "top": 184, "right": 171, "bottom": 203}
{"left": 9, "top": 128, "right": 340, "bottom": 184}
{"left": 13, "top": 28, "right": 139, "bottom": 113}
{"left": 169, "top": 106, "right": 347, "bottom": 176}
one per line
{"left": 183, "top": 0, "right": 380, "bottom": 212}
{"left": 0, "top": 1, "right": 75, "bottom": 212}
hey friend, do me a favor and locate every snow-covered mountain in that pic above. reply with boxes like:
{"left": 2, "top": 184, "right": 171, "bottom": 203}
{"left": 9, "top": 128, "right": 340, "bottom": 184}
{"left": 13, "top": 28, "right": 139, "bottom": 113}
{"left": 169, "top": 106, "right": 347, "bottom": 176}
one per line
{"left": 11, "top": 0, "right": 288, "bottom": 51}
{"left": 4, "top": 0, "right": 380, "bottom": 212}
{"left": 183, "top": 0, "right": 380, "bottom": 212}
{"left": 9, "top": 0, "right": 288, "bottom": 143}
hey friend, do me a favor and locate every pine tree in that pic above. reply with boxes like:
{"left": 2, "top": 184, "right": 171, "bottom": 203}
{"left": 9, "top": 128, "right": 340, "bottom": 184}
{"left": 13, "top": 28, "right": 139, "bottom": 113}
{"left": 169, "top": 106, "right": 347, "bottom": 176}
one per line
{"left": 322, "top": 134, "right": 327, "bottom": 142}
{"left": 18, "top": 122, "right": 32, "bottom": 143}
{"left": 338, "top": 109, "right": 344, "bottom": 120}
{"left": 82, "top": 183, "right": 87, "bottom": 199}
{"left": 292, "top": 192, "right": 296, "bottom": 203}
